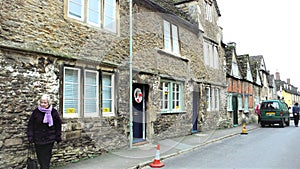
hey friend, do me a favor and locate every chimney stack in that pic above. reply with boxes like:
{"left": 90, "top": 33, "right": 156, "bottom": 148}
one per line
{"left": 227, "top": 42, "right": 236, "bottom": 48}
{"left": 287, "top": 78, "right": 290, "bottom": 84}
{"left": 275, "top": 72, "right": 280, "bottom": 80}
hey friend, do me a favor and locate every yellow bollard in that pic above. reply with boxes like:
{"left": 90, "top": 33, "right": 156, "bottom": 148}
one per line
{"left": 241, "top": 123, "right": 248, "bottom": 135}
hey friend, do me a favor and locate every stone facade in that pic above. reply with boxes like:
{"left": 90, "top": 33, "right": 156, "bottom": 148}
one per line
{"left": 0, "top": 0, "right": 229, "bottom": 168}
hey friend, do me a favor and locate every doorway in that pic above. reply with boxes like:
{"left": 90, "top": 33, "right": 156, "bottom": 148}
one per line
{"left": 192, "top": 91, "right": 200, "bottom": 132}
{"left": 132, "top": 83, "right": 149, "bottom": 143}
{"left": 232, "top": 96, "right": 238, "bottom": 126}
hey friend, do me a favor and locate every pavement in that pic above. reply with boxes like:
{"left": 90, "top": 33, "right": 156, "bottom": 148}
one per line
{"left": 54, "top": 123, "right": 260, "bottom": 169}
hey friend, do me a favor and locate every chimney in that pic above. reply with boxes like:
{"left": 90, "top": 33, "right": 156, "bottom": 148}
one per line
{"left": 227, "top": 42, "right": 236, "bottom": 48}
{"left": 287, "top": 78, "right": 290, "bottom": 84}
{"left": 275, "top": 72, "right": 280, "bottom": 80}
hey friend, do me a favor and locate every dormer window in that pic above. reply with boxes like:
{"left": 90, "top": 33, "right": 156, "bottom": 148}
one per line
{"left": 203, "top": 0, "right": 213, "bottom": 22}
{"left": 163, "top": 20, "right": 180, "bottom": 56}
{"left": 66, "top": 0, "right": 118, "bottom": 33}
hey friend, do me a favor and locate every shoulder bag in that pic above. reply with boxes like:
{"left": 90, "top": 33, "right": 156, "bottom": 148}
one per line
{"left": 27, "top": 143, "right": 38, "bottom": 169}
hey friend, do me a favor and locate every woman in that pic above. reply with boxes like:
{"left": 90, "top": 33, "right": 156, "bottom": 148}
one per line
{"left": 27, "top": 94, "right": 62, "bottom": 169}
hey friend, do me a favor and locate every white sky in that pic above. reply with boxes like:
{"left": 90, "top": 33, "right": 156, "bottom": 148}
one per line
{"left": 217, "top": 0, "right": 300, "bottom": 89}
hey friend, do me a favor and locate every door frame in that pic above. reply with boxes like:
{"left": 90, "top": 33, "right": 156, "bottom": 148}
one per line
{"left": 132, "top": 83, "right": 148, "bottom": 143}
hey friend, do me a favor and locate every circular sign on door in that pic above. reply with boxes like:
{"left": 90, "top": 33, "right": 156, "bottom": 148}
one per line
{"left": 134, "top": 88, "right": 143, "bottom": 103}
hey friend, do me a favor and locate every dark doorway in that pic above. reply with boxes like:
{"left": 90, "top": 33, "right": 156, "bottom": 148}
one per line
{"left": 132, "top": 83, "right": 149, "bottom": 143}
{"left": 192, "top": 91, "right": 200, "bottom": 132}
{"left": 232, "top": 96, "right": 238, "bottom": 126}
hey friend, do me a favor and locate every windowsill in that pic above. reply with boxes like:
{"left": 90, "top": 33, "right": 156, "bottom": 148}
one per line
{"left": 159, "top": 110, "right": 187, "bottom": 114}
{"left": 157, "top": 49, "right": 189, "bottom": 62}
{"left": 64, "top": 16, "right": 118, "bottom": 36}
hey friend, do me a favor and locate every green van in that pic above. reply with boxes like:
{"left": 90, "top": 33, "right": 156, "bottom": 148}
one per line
{"left": 260, "top": 100, "right": 290, "bottom": 127}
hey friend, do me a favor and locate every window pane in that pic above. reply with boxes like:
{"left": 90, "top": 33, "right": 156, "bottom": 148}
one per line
{"left": 64, "top": 68, "right": 80, "bottom": 117}
{"left": 164, "top": 21, "right": 171, "bottom": 52}
{"left": 84, "top": 71, "right": 98, "bottom": 115}
{"left": 102, "top": 87, "right": 112, "bottom": 99}
{"left": 102, "top": 74, "right": 114, "bottom": 116}
{"left": 104, "top": 0, "right": 116, "bottom": 32}
{"left": 172, "top": 25, "right": 179, "bottom": 54}
{"left": 88, "top": 0, "right": 100, "bottom": 25}
{"left": 69, "top": 0, "right": 83, "bottom": 19}
{"left": 103, "top": 100, "right": 112, "bottom": 112}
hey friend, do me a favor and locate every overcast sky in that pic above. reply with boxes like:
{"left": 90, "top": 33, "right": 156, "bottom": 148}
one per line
{"left": 217, "top": 0, "right": 300, "bottom": 89}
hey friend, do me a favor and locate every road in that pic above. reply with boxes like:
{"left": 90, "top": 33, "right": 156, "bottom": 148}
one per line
{"left": 152, "top": 123, "right": 300, "bottom": 169}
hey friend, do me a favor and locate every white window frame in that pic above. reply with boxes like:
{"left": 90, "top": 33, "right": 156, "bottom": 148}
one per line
{"left": 160, "top": 80, "right": 183, "bottom": 113}
{"left": 87, "top": 0, "right": 101, "bottom": 27}
{"left": 84, "top": 70, "right": 99, "bottom": 117}
{"left": 238, "top": 95, "right": 243, "bottom": 111}
{"left": 68, "top": 0, "right": 84, "bottom": 21}
{"left": 103, "top": 0, "right": 117, "bottom": 32}
{"left": 63, "top": 67, "right": 81, "bottom": 118}
{"left": 67, "top": 0, "right": 117, "bottom": 33}
{"left": 244, "top": 96, "right": 249, "bottom": 112}
{"left": 204, "top": 0, "right": 213, "bottom": 22}
{"left": 102, "top": 73, "right": 115, "bottom": 117}
{"left": 204, "top": 40, "right": 219, "bottom": 69}
{"left": 163, "top": 20, "right": 180, "bottom": 56}
{"left": 227, "top": 93, "right": 233, "bottom": 111}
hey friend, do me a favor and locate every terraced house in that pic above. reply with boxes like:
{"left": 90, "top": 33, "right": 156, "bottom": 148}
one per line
{"left": 0, "top": 0, "right": 228, "bottom": 168}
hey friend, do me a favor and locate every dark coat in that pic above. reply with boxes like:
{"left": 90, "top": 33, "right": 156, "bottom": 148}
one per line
{"left": 27, "top": 107, "right": 62, "bottom": 145}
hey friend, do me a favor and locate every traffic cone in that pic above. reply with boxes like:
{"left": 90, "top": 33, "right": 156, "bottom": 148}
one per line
{"left": 149, "top": 144, "right": 165, "bottom": 168}
{"left": 241, "top": 123, "right": 248, "bottom": 135}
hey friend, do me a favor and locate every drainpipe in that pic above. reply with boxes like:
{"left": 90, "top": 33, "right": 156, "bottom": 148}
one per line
{"left": 129, "top": 0, "right": 133, "bottom": 149}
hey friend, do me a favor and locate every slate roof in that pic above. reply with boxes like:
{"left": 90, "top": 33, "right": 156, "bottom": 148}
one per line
{"left": 224, "top": 44, "right": 237, "bottom": 76}
{"left": 236, "top": 54, "right": 250, "bottom": 80}
{"left": 135, "top": 0, "right": 199, "bottom": 33}
{"left": 249, "top": 56, "right": 261, "bottom": 86}
{"left": 249, "top": 55, "right": 267, "bottom": 72}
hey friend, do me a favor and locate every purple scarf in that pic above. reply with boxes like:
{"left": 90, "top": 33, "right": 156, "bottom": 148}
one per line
{"left": 38, "top": 105, "right": 53, "bottom": 127}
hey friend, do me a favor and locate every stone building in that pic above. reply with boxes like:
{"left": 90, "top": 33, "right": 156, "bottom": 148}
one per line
{"left": 0, "top": 0, "right": 228, "bottom": 168}
{"left": 250, "top": 55, "right": 270, "bottom": 101}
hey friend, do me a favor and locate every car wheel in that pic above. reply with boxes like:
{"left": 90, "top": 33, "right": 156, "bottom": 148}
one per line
{"left": 261, "top": 122, "right": 265, "bottom": 127}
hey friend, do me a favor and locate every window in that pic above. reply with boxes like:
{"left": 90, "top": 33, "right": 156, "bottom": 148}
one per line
{"left": 63, "top": 67, "right": 80, "bottom": 118}
{"left": 206, "top": 87, "right": 220, "bottom": 111}
{"left": 102, "top": 73, "right": 115, "bottom": 116}
{"left": 227, "top": 93, "right": 233, "bottom": 111}
{"left": 67, "top": 0, "right": 117, "bottom": 32}
{"left": 84, "top": 70, "right": 99, "bottom": 117}
{"left": 238, "top": 95, "right": 242, "bottom": 110}
{"left": 203, "top": 40, "right": 219, "bottom": 68}
{"left": 204, "top": 0, "right": 213, "bottom": 22}
{"left": 63, "top": 67, "right": 112, "bottom": 118}
{"left": 164, "top": 20, "right": 180, "bottom": 55}
{"left": 244, "top": 96, "right": 249, "bottom": 112}
{"left": 160, "top": 81, "right": 183, "bottom": 113}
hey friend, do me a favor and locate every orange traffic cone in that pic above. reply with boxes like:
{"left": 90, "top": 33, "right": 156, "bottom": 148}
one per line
{"left": 149, "top": 144, "right": 165, "bottom": 168}
{"left": 241, "top": 123, "right": 248, "bottom": 135}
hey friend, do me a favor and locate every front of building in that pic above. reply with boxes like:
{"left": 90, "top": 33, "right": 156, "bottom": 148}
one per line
{"left": 0, "top": 0, "right": 230, "bottom": 168}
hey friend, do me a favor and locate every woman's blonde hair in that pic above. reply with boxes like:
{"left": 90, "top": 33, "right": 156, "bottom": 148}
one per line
{"left": 40, "top": 94, "right": 51, "bottom": 105}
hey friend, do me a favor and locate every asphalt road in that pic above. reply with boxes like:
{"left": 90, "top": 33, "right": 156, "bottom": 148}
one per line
{"left": 158, "top": 122, "right": 300, "bottom": 169}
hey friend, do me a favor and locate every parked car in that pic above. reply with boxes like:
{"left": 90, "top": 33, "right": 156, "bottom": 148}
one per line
{"left": 260, "top": 100, "right": 290, "bottom": 127}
